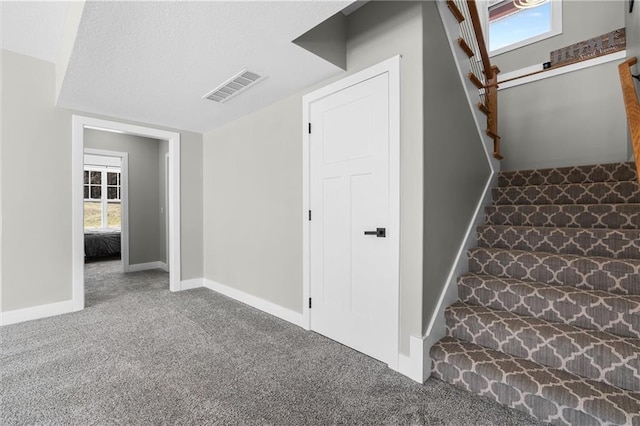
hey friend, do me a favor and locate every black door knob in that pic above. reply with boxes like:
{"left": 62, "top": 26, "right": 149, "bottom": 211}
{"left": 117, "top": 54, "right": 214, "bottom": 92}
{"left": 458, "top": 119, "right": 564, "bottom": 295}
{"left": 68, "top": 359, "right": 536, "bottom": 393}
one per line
{"left": 364, "top": 228, "right": 386, "bottom": 238}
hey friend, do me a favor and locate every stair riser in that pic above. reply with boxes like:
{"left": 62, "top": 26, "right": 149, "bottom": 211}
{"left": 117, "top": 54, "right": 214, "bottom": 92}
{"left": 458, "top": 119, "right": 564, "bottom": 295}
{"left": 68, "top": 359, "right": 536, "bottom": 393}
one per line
{"left": 458, "top": 282, "right": 640, "bottom": 339}
{"left": 492, "top": 182, "right": 640, "bottom": 206}
{"left": 478, "top": 226, "right": 640, "bottom": 260}
{"left": 499, "top": 163, "right": 637, "bottom": 188}
{"left": 485, "top": 205, "right": 640, "bottom": 229}
{"left": 468, "top": 248, "right": 640, "bottom": 295}
{"left": 445, "top": 309, "right": 640, "bottom": 392}
{"left": 432, "top": 360, "right": 589, "bottom": 426}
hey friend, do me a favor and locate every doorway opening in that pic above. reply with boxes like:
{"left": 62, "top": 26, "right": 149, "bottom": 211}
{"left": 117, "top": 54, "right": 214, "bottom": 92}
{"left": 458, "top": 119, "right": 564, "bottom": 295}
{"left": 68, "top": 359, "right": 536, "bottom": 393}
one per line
{"left": 83, "top": 150, "right": 126, "bottom": 269}
{"left": 72, "top": 116, "right": 181, "bottom": 312}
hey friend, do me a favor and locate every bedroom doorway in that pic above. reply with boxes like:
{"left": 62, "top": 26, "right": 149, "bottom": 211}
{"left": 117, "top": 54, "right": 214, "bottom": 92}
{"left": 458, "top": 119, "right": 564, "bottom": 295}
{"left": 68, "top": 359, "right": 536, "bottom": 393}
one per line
{"left": 83, "top": 150, "right": 128, "bottom": 268}
{"left": 72, "top": 116, "right": 182, "bottom": 312}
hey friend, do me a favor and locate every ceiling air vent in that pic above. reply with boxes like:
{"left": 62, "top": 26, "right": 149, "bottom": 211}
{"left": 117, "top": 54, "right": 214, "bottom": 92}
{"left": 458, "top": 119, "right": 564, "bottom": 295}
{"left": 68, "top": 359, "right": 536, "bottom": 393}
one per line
{"left": 203, "top": 69, "right": 265, "bottom": 103}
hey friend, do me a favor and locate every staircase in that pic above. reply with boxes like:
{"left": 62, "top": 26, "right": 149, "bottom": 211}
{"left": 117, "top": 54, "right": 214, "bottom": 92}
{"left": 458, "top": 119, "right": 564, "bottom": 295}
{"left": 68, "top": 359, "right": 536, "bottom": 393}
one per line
{"left": 430, "top": 162, "right": 640, "bottom": 425}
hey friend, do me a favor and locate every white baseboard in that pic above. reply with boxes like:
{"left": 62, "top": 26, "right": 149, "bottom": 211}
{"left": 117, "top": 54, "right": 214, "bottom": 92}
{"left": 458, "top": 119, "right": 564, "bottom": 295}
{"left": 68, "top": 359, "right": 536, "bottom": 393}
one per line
{"left": 0, "top": 299, "right": 75, "bottom": 326}
{"left": 397, "top": 335, "right": 429, "bottom": 383}
{"left": 126, "top": 261, "right": 166, "bottom": 272}
{"left": 180, "top": 278, "right": 204, "bottom": 291}
{"left": 203, "top": 279, "right": 304, "bottom": 328}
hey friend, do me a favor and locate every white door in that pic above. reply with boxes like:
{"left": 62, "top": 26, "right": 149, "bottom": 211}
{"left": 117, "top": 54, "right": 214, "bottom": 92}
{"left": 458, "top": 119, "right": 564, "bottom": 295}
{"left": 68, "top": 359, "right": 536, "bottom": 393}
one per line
{"left": 309, "top": 71, "right": 398, "bottom": 365}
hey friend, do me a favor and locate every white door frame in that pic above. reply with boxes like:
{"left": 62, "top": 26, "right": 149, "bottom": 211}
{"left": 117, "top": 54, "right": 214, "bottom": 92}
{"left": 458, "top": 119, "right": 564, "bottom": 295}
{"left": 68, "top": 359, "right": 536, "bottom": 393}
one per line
{"left": 301, "top": 56, "right": 401, "bottom": 370}
{"left": 83, "top": 148, "right": 130, "bottom": 271}
{"left": 165, "top": 152, "right": 170, "bottom": 272}
{"left": 72, "top": 115, "right": 182, "bottom": 311}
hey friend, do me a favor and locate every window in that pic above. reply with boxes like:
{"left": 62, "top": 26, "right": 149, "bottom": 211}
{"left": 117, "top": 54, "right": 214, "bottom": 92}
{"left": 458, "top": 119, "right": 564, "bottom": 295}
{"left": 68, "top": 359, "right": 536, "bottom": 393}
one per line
{"left": 84, "top": 167, "right": 121, "bottom": 229}
{"left": 486, "top": 0, "right": 562, "bottom": 56}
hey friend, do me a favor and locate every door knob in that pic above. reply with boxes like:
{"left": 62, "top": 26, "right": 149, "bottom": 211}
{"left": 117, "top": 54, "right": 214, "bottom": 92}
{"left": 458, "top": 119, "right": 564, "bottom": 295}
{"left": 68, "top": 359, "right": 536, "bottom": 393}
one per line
{"left": 364, "top": 228, "right": 386, "bottom": 238}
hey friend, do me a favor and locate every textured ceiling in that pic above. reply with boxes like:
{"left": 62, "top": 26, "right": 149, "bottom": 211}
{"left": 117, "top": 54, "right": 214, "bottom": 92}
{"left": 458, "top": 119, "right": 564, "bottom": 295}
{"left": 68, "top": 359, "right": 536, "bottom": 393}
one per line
{"left": 54, "top": 1, "right": 351, "bottom": 133}
{"left": 0, "top": 1, "right": 69, "bottom": 63}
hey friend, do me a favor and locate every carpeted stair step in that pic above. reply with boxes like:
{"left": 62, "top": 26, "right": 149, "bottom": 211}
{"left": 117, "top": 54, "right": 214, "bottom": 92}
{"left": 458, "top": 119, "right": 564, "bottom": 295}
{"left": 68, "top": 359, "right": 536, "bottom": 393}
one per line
{"left": 499, "top": 162, "right": 638, "bottom": 188}
{"left": 445, "top": 302, "right": 640, "bottom": 392}
{"left": 485, "top": 204, "right": 640, "bottom": 229}
{"left": 458, "top": 273, "right": 640, "bottom": 339}
{"left": 468, "top": 246, "right": 640, "bottom": 295}
{"left": 492, "top": 181, "right": 640, "bottom": 206}
{"left": 430, "top": 337, "right": 640, "bottom": 426}
{"left": 477, "top": 225, "right": 640, "bottom": 260}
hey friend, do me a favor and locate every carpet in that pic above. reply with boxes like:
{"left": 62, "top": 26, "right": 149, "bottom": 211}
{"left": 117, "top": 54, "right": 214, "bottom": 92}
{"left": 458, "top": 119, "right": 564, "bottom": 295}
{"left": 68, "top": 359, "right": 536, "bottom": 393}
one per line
{"left": 1, "top": 260, "right": 545, "bottom": 425}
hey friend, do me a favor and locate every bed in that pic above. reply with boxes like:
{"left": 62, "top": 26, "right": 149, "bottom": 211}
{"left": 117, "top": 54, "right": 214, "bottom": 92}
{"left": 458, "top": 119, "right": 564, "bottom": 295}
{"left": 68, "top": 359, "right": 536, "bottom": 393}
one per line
{"left": 84, "top": 229, "right": 121, "bottom": 260}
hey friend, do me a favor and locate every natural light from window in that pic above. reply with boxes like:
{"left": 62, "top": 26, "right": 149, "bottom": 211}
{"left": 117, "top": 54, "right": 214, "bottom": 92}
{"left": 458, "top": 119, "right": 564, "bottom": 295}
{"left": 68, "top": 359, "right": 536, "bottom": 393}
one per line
{"left": 83, "top": 168, "right": 122, "bottom": 230}
{"left": 488, "top": 0, "right": 560, "bottom": 55}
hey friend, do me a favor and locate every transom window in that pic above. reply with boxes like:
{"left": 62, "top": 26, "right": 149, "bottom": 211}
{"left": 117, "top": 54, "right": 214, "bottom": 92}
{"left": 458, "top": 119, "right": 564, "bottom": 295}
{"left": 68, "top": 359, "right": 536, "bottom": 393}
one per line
{"left": 486, "top": 0, "right": 562, "bottom": 56}
{"left": 84, "top": 167, "right": 121, "bottom": 229}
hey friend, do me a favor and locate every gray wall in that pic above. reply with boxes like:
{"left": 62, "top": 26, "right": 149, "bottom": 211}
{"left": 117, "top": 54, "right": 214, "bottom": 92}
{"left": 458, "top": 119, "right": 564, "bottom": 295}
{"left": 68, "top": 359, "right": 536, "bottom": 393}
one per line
{"left": 491, "top": 1, "right": 627, "bottom": 171}
{"left": 1, "top": 49, "right": 72, "bottom": 311}
{"left": 421, "top": 2, "right": 491, "bottom": 333}
{"left": 178, "top": 131, "right": 204, "bottom": 281}
{"left": 203, "top": 94, "right": 303, "bottom": 311}
{"left": 499, "top": 62, "right": 627, "bottom": 171}
{"left": 1, "top": 49, "right": 204, "bottom": 312}
{"left": 84, "top": 129, "right": 162, "bottom": 266}
{"left": 203, "top": 1, "right": 425, "bottom": 353}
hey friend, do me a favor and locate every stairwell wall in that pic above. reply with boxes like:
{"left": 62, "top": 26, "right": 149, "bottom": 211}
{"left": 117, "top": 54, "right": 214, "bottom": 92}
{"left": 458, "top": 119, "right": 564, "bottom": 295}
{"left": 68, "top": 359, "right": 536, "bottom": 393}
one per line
{"left": 493, "top": 0, "right": 627, "bottom": 171}
{"left": 421, "top": 0, "right": 492, "bottom": 357}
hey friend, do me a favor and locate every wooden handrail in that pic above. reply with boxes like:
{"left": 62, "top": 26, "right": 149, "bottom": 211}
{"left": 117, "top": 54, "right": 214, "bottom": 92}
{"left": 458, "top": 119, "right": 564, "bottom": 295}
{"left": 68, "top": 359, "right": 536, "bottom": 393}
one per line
{"left": 486, "top": 64, "right": 501, "bottom": 159}
{"left": 467, "top": 0, "right": 493, "bottom": 81}
{"left": 619, "top": 57, "right": 640, "bottom": 185}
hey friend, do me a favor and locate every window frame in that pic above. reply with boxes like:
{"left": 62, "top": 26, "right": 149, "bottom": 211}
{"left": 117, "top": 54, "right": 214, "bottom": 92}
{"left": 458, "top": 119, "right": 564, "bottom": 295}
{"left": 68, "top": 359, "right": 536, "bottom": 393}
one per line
{"left": 83, "top": 166, "right": 122, "bottom": 230}
{"left": 482, "top": 0, "right": 563, "bottom": 57}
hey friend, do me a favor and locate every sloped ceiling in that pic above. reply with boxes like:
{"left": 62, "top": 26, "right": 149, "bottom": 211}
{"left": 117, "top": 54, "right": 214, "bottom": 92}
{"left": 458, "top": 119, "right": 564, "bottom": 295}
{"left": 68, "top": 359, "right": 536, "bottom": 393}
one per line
{"left": 3, "top": 1, "right": 353, "bottom": 133}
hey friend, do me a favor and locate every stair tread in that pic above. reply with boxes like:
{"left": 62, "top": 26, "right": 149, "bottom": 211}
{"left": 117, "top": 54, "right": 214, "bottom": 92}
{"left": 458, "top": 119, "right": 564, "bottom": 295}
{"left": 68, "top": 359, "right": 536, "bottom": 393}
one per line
{"left": 477, "top": 224, "right": 640, "bottom": 260}
{"left": 446, "top": 302, "right": 640, "bottom": 392}
{"left": 459, "top": 273, "right": 640, "bottom": 315}
{"left": 468, "top": 246, "right": 640, "bottom": 295}
{"left": 470, "top": 246, "right": 640, "bottom": 266}
{"left": 478, "top": 224, "right": 640, "bottom": 240}
{"left": 458, "top": 273, "right": 640, "bottom": 339}
{"left": 493, "top": 181, "right": 640, "bottom": 206}
{"left": 485, "top": 203, "right": 640, "bottom": 229}
{"left": 498, "top": 162, "right": 638, "bottom": 188}
{"left": 431, "top": 336, "right": 640, "bottom": 426}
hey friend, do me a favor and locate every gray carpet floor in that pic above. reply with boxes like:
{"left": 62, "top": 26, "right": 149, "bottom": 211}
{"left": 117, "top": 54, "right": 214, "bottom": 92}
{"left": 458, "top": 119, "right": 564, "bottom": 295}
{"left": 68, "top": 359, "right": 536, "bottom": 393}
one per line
{"left": 1, "top": 259, "right": 547, "bottom": 425}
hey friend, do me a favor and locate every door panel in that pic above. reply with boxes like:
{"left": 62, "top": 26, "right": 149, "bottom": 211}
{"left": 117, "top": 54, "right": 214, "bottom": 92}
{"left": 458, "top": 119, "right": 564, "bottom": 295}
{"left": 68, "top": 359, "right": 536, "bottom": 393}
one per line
{"left": 309, "top": 73, "right": 395, "bottom": 364}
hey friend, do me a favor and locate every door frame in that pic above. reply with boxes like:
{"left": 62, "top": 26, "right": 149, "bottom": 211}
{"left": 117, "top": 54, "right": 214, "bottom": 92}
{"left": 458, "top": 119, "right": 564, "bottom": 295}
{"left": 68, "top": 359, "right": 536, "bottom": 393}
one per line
{"left": 72, "top": 115, "right": 182, "bottom": 311}
{"left": 164, "top": 152, "right": 170, "bottom": 272}
{"left": 83, "top": 148, "right": 130, "bottom": 271}
{"left": 301, "top": 55, "right": 401, "bottom": 370}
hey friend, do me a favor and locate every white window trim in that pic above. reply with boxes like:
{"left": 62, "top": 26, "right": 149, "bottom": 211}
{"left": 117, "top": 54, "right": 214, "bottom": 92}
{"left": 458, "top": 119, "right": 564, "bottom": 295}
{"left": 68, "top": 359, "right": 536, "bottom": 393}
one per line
{"left": 83, "top": 166, "right": 122, "bottom": 230}
{"left": 480, "top": 0, "right": 563, "bottom": 57}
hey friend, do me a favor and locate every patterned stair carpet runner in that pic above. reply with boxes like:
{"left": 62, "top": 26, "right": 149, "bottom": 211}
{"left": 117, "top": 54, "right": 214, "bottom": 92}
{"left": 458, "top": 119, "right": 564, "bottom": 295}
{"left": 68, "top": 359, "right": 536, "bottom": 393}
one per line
{"left": 430, "top": 162, "right": 640, "bottom": 426}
